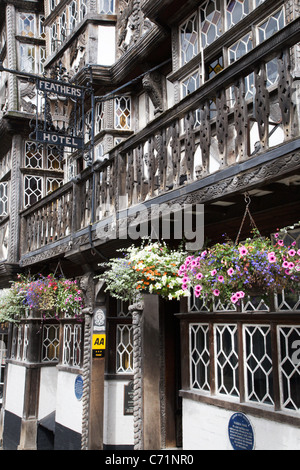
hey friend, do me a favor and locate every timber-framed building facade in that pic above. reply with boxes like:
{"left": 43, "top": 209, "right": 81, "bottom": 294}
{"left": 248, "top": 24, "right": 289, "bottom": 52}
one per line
{"left": 0, "top": 0, "right": 299, "bottom": 450}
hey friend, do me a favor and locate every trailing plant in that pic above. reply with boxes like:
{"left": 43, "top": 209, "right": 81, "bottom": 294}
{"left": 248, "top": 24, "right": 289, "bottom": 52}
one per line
{"left": 0, "top": 274, "right": 83, "bottom": 321}
{"left": 97, "top": 240, "right": 187, "bottom": 302}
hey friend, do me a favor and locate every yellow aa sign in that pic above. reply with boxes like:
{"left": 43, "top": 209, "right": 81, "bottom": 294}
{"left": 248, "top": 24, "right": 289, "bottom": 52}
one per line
{"left": 92, "top": 334, "right": 106, "bottom": 350}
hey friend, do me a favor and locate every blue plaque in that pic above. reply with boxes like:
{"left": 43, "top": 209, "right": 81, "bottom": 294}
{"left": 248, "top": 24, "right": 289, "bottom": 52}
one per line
{"left": 74, "top": 375, "right": 83, "bottom": 401}
{"left": 228, "top": 413, "right": 254, "bottom": 450}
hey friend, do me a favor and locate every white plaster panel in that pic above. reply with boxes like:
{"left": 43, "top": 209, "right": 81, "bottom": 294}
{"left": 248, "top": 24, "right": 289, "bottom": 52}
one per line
{"left": 104, "top": 379, "right": 134, "bottom": 446}
{"left": 55, "top": 370, "right": 82, "bottom": 434}
{"left": 98, "top": 25, "right": 116, "bottom": 65}
{"left": 38, "top": 367, "right": 58, "bottom": 420}
{"left": 4, "top": 364, "right": 26, "bottom": 417}
{"left": 182, "top": 398, "right": 300, "bottom": 450}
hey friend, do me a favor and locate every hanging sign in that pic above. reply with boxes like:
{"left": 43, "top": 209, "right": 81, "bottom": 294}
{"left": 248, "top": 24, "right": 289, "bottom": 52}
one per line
{"left": 228, "top": 413, "right": 255, "bottom": 450}
{"left": 92, "top": 333, "right": 106, "bottom": 358}
{"left": 36, "top": 130, "right": 83, "bottom": 149}
{"left": 37, "top": 78, "right": 84, "bottom": 99}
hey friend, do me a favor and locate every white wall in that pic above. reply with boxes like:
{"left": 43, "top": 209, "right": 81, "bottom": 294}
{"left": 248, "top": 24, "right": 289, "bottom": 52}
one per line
{"left": 182, "top": 398, "right": 300, "bottom": 450}
{"left": 38, "top": 367, "right": 58, "bottom": 420}
{"left": 98, "top": 25, "right": 116, "bottom": 65}
{"left": 4, "top": 364, "right": 26, "bottom": 418}
{"left": 55, "top": 370, "right": 82, "bottom": 435}
{"left": 104, "top": 379, "right": 134, "bottom": 447}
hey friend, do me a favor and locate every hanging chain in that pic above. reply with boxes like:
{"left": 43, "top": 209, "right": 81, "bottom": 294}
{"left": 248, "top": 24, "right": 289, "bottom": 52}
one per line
{"left": 235, "top": 192, "right": 260, "bottom": 245}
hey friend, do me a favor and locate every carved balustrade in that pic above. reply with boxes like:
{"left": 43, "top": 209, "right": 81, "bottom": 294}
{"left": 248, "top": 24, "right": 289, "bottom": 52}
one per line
{"left": 20, "top": 18, "right": 300, "bottom": 257}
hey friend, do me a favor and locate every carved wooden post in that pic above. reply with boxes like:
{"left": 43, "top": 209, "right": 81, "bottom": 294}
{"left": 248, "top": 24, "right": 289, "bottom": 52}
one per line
{"left": 18, "top": 311, "right": 43, "bottom": 450}
{"left": 130, "top": 294, "right": 162, "bottom": 450}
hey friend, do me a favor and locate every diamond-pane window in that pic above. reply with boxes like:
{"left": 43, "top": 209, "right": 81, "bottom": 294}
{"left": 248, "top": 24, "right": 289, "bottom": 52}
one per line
{"left": 25, "top": 142, "right": 43, "bottom": 169}
{"left": 180, "top": 13, "right": 199, "bottom": 65}
{"left": 42, "top": 325, "right": 60, "bottom": 362}
{"left": 19, "top": 13, "right": 36, "bottom": 38}
{"left": 278, "top": 326, "right": 300, "bottom": 411}
{"left": 215, "top": 324, "right": 239, "bottom": 397}
{"left": 116, "top": 325, "right": 133, "bottom": 373}
{"left": 24, "top": 175, "right": 43, "bottom": 207}
{"left": 190, "top": 324, "right": 210, "bottom": 392}
{"left": 99, "top": 0, "right": 114, "bottom": 14}
{"left": 258, "top": 8, "right": 284, "bottom": 43}
{"left": 244, "top": 325, "right": 274, "bottom": 405}
{"left": 0, "top": 183, "right": 8, "bottom": 217}
{"left": 47, "top": 145, "right": 63, "bottom": 170}
{"left": 226, "top": 0, "right": 249, "bottom": 30}
{"left": 115, "top": 96, "right": 131, "bottom": 130}
{"left": 20, "top": 44, "right": 36, "bottom": 74}
{"left": 69, "top": 0, "right": 78, "bottom": 32}
{"left": 200, "top": 0, "right": 222, "bottom": 49}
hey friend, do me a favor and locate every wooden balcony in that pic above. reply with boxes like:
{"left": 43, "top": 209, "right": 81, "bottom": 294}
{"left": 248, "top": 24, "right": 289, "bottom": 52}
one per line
{"left": 19, "top": 17, "right": 300, "bottom": 267}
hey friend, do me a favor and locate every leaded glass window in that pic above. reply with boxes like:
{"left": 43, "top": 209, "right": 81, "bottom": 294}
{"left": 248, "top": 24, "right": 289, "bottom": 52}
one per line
{"left": 0, "top": 182, "right": 8, "bottom": 216}
{"left": 25, "top": 142, "right": 43, "bottom": 168}
{"left": 278, "top": 326, "right": 300, "bottom": 411}
{"left": 215, "top": 324, "right": 239, "bottom": 397}
{"left": 19, "top": 13, "right": 36, "bottom": 38}
{"left": 24, "top": 175, "right": 43, "bottom": 207}
{"left": 226, "top": 0, "right": 250, "bottom": 30}
{"left": 190, "top": 324, "right": 210, "bottom": 392}
{"left": 99, "top": 0, "right": 115, "bottom": 14}
{"left": 200, "top": 0, "right": 222, "bottom": 49}
{"left": 116, "top": 324, "right": 133, "bottom": 373}
{"left": 257, "top": 8, "right": 285, "bottom": 43}
{"left": 42, "top": 325, "right": 60, "bottom": 362}
{"left": 115, "top": 96, "right": 131, "bottom": 130}
{"left": 180, "top": 13, "right": 199, "bottom": 66}
{"left": 244, "top": 325, "right": 274, "bottom": 405}
{"left": 69, "top": 0, "right": 78, "bottom": 32}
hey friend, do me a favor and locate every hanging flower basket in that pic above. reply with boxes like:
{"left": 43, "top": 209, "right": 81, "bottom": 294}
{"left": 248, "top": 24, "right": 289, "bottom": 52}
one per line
{"left": 0, "top": 274, "right": 84, "bottom": 322}
{"left": 178, "top": 229, "right": 300, "bottom": 307}
{"left": 97, "top": 240, "right": 187, "bottom": 302}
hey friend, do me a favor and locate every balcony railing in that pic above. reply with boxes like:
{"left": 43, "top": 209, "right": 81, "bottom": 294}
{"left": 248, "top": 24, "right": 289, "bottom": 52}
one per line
{"left": 20, "top": 18, "right": 300, "bottom": 258}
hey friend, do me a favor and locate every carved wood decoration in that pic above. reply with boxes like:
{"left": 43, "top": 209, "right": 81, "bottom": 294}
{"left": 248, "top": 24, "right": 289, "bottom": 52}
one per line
{"left": 254, "top": 64, "right": 270, "bottom": 149}
{"left": 216, "top": 88, "right": 228, "bottom": 166}
{"left": 278, "top": 48, "right": 293, "bottom": 139}
{"left": 199, "top": 102, "right": 211, "bottom": 175}
{"left": 234, "top": 78, "right": 248, "bottom": 162}
{"left": 142, "top": 71, "right": 164, "bottom": 115}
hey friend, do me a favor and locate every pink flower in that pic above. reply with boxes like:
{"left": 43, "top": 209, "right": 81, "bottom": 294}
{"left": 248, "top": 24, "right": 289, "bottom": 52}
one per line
{"left": 282, "top": 261, "right": 289, "bottom": 268}
{"left": 288, "top": 262, "right": 295, "bottom": 269}
{"left": 210, "top": 269, "right": 217, "bottom": 276}
{"left": 194, "top": 284, "right": 202, "bottom": 292}
{"left": 239, "top": 246, "right": 248, "bottom": 256}
{"left": 278, "top": 240, "right": 284, "bottom": 246}
{"left": 182, "top": 283, "right": 188, "bottom": 291}
{"left": 297, "top": 249, "right": 300, "bottom": 256}
{"left": 236, "top": 291, "right": 245, "bottom": 298}
{"left": 268, "top": 252, "right": 276, "bottom": 263}
{"left": 231, "top": 294, "right": 239, "bottom": 304}
{"left": 213, "top": 289, "right": 220, "bottom": 296}
{"left": 196, "top": 272, "right": 203, "bottom": 280}
{"left": 218, "top": 275, "right": 224, "bottom": 282}
{"left": 288, "top": 249, "right": 296, "bottom": 257}
{"left": 227, "top": 268, "right": 234, "bottom": 276}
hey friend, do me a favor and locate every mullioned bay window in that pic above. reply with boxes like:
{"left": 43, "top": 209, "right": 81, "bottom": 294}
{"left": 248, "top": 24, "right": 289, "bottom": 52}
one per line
{"left": 178, "top": 0, "right": 284, "bottom": 100}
